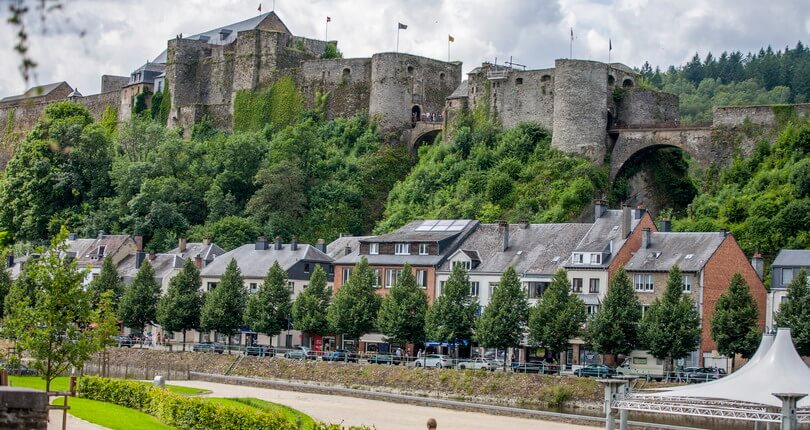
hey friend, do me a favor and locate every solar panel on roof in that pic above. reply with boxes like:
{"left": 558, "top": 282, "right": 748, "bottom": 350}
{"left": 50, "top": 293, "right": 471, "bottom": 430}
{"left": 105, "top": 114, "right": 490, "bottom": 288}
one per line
{"left": 447, "top": 220, "right": 467, "bottom": 231}
{"left": 415, "top": 220, "right": 438, "bottom": 231}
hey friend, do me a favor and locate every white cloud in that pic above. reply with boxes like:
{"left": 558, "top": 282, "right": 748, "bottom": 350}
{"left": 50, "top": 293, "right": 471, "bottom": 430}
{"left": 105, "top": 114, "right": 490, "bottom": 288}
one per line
{"left": 0, "top": 0, "right": 808, "bottom": 96}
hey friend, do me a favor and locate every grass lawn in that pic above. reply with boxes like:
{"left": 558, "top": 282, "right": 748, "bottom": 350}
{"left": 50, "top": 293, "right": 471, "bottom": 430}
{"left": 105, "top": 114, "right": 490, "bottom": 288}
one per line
{"left": 204, "top": 397, "right": 315, "bottom": 427}
{"left": 9, "top": 375, "right": 208, "bottom": 395}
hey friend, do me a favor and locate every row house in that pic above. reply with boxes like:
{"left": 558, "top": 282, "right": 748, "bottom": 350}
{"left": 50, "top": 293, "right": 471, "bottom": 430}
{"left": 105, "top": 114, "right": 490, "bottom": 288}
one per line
{"left": 766, "top": 249, "right": 810, "bottom": 328}
{"left": 198, "top": 236, "right": 333, "bottom": 348}
{"left": 64, "top": 231, "right": 138, "bottom": 285}
{"left": 624, "top": 228, "right": 767, "bottom": 367}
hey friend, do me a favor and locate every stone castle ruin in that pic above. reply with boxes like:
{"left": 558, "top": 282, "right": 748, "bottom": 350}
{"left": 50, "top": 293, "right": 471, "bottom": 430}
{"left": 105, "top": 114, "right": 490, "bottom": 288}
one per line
{"left": 1, "top": 12, "right": 808, "bottom": 177}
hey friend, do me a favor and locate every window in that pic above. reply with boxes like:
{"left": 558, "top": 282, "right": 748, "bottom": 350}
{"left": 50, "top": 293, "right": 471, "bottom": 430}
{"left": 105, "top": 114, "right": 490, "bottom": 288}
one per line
{"left": 395, "top": 243, "right": 410, "bottom": 255}
{"left": 682, "top": 274, "right": 692, "bottom": 293}
{"left": 589, "top": 253, "right": 601, "bottom": 265}
{"left": 207, "top": 282, "right": 218, "bottom": 291}
{"left": 588, "top": 278, "right": 600, "bottom": 294}
{"left": 418, "top": 243, "right": 429, "bottom": 255}
{"left": 369, "top": 243, "right": 379, "bottom": 255}
{"left": 640, "top": 304, "right": 650, "bottom": 317}
{"left": 586, "top": 305, "right": 599, "bottom": 315}
{"left": 634, "top": 274, "right": 654, "bottom": 292}
{"left": 453, "top": 260, "right": 472, "bottom": 271}
{"left": 572, "top": 278, "right": 583, "bottom": 293}
{"left": 386, "top": 269, "right": 401, "bottom": 288}
{"left": 782, "top": 268, "right": 794, "bottom": 285}
{"left": 249, "top": 282, "right": 258, "bottom": 293}
{"left": 515, "top": 77, "right": 523, "bottom": 85}
{"left": 416, "top": 270, "right": 428, "bottom": 288}
{"left": 525, "top": 281, "right": 548, "bottom": 299}
{"left": 97, "top": 246, "right": 106, "bottom": 258}
{"left": 439, "top": 72, "right": 445, "bottom": 80}
{"left": 372, "top": 269, "right": 382, "bottom": 288}
{"left": 304, "top": 263, "right": 310, "bottom": 273}
{"left": 438, "top": 281, "right": 446, "bottom": 296}
{"left": 469, "top": 281, "right": 480, "bottom": 297}
{"left": 342, "top": 268, "right": 352, "bottom": 284}
{"left": 573, "top": 253, "right": 584, "bottom": 264}
{"left": 488, "top": 282, "right": 498, "bottom": 297}
{"left": 287, "top": 281, "right": 295, "bottom": 293}
{"left": 633, "top": 357, "right": 647, "bottom": 365}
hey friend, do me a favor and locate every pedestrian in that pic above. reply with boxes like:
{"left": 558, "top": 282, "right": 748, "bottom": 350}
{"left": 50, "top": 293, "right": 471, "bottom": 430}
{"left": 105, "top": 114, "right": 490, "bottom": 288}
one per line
{"left": 417, "top": 348, "right": 423, "bottom": 358}
{"left": 396, "top": 347, "right": 402, "bottom": 358}
{"left": 426, "top": 417, "right": 437, "bottom": 429}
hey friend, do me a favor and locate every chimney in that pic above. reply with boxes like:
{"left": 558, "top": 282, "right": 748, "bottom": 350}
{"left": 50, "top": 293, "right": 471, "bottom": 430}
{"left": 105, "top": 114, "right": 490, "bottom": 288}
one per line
{"left": 148, "top": 251, "right": 156, "bottom": 261}
{"left": 635, "top": 206, "right": 646, "bottom": 220}
{"left": 315, "top": 239, "right": 327, "bottom": 253}
{"left": 67, "top": 232, "right": 78, "bottom": 240}
{"left": 720, "top": 229, "right": 728, "bottom": 238}
{"left": 498, "top": 220, "right": 509, "bottom": 252}
{"left": 203, "top": 237, "right": 211, "bottom": 246}
{"left": 518, "top": 220, "right": 529, "bottom": 229}
{"left": 594, "top": 199, "right": 608, "bottom": 220}
{"left": 751, "top": 252, "right": 764, "bottom": 281}
{"left": 642, "top": 228, "right": 651, "bottom": 249}
{"left": 97, "top": 230, "right": 105, "bottom": 239}
{"left": 274, "top": 236, "right": 283, "bottom": 250}
{"left": 135, "top": 251, "right": 145, "bottom": 269}
{"left": 622, "top": 205, "right": 632, "bottom": 239}
{"left": 255, "top": 236, "right": 267, "bottom": 250}
{"left": 134, "top": 235, "right": 143, "bottom": 252}
{"left": 291, "top": 236, "right": 298, "bottom": 251}
{"left": 660, "top": 218, "right": 671, "bottom": 233}
{"left": 5, "top": 254, "right": 13, "bottom": 269}
{"left": 194, "top": 254, "right": 202, "bottom": 269}
{"left": 179, "top": 238, "right": 187, "bottom": 252}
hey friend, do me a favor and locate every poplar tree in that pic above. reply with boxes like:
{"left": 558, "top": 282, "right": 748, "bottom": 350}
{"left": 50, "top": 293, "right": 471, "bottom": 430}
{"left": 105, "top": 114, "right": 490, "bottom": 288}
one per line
{"left": 200, "top": 259, "right": 247, "bottom": 348}
{"left": 640, "top": 265, "right": 701, "bottom": 372}
{"left": 118, "top": 260, "right": 161, "bottom": 334}
{"left": 775, "top": 269, "right": 810, "bottom": 356}
{"left": 327, "top": 257, "right": 380, "bottom": 341}
{"left": 476, "top": 267, "right": 528, "bottom": 369}
{"left": 586, "top": 268, "right": 642, "bottom": 359}
{"left": 711, "top": 273, "right": 760, "bottom": 369}
{"left": 244, "top": 261, "right": 292, "bottom": 347}
{"left": 528, "top": 269, "right": 586, "bottom": 361}
{"left": 88, "top": 256, "right": 124, "bottom": 310}
{"left": 156, "top": 258, "right": 203, "bottom": 350}
{"left": 377, "top": 263, "right": 428, "bottom": 346}
{"left": 292, "top": 264, "right": 331, "bottom": 337}
{"left": 425, "top": 263, "right": 478, "bottom": 349}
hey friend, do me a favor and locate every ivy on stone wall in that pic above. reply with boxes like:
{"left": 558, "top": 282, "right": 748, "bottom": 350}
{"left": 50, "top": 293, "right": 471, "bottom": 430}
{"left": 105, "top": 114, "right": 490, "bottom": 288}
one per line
{"left": 99, "top": 105, "right": 118, "bottom": 137}
{"left": 159, "top": 80, "right": 171, "bottom": 126}
{"left": 233, "top": 76, "right": 304, "bottom": 133}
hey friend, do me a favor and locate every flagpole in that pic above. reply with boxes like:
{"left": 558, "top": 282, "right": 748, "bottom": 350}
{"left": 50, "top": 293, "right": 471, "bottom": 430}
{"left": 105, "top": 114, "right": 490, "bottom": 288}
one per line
{"left": 447, "top": 38, "right": 450, "bottom": 61}
{"left": 325, "top": 20, "right": 328, "bottom": 42}
{"left": 396, "top": 28, "right": 400, "bottom": 53}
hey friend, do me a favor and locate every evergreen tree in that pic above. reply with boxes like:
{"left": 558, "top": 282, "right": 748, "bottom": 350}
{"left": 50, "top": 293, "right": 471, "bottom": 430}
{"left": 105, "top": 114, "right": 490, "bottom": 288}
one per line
{"left": 88, "top": 256, "right": 124, "bottom": 310}
{"left": 425, "top": 263, "right": 478, "bottom": 348}
{"left": 585, "top": 268, "right": 642, "bottom": 359}
{"left": 156, "top": 258, "right": 203, "bottom": 351}
{"left": 244, "top": 261, "right": 292, "bottom": 347}
{"left": 118, "top": 260, "right": 161, "bottom": 334}
{"left": 475, "top": 266, "right": 529, "bottom": 370}
{"left": 528, "top": 269, "right": 586, "bottom": 360}
{"left": 200, "top": 259, "right": 247, "bottom": 346}
{"left": 711, "top": 273, "right": 760, "bottom": 368}
{"left": 327, "top": 258, "right": 380, "bottom": 341}
{"left": 640, "top": 265, "right": 701, "bottom": 371}
{"left": 159, "top": 79, "right": 171, "bottom": 125}
{"left": 377, "top": 263, "right": 428, "bottom": 346}
{"left": 775, "top": 269, "right": 810, "bottom": 356}
{"left": 0, "top": 268, "right": 11, "bottom": 320}
{"left": 292, "top": 264, "right": 331, "bottom": 337}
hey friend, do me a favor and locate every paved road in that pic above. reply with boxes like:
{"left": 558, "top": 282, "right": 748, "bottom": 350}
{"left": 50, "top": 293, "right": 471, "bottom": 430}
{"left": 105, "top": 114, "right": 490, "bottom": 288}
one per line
{"left": 171, "top": 380, "right": 599, "bottom": 430}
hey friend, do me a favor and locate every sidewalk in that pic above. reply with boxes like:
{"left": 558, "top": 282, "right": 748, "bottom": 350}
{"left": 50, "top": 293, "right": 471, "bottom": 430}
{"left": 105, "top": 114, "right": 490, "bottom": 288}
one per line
{"left": 47, "top": 410, "right": 107, "bottom": 430}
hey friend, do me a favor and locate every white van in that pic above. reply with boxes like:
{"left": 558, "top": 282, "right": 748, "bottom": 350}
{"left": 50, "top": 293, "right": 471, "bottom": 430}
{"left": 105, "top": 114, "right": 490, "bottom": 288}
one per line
{"left": 616, "top": 351, "right": 666, "bottom": 381}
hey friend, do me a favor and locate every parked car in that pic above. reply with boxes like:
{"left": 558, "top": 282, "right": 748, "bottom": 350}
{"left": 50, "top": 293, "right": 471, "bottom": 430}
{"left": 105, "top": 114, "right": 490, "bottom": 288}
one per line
{"left": 322, "top": 349, "right": 359, "bottom": 363}
{"left": 512, "top": 361, "right": 559, "bottom": 374}
{"left": 113, "top": 335, "right": 134, "bottom": 348}
{"left": 244, "top": 345, "right": 272, "bottom": 357}
{"left": 367, "top": 354, "right": 397, "bottom": 365}
{"left": 192, "top": 341, "right": 225, "bottom": 354}
{"left": 414, "top": 354, "right": 451, "bottom": 368}
{"left": 682, "top": 366, "right": 725, "bottom": 383}
{"left": 283, "top": 346, "right": 315, "bottom": 360}
{"left": 0, "top": 362, "right": 36, "bottom": 376}
{"left": 457, "top": 358, "right": 496, "bottom": 371}
{"left": 573, "top": 364, "right": 616, "bottom": 377}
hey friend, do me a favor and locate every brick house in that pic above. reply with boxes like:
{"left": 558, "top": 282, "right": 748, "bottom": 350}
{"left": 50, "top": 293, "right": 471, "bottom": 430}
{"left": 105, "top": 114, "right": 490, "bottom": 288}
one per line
{"left": 625, "top": 229, "right": 767, "bottom": 367}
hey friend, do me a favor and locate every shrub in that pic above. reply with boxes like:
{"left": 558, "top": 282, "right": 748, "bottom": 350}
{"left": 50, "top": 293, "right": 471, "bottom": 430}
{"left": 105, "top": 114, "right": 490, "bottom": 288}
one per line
{"left": 543, "top": 385, "right": 572, "bottom": 408}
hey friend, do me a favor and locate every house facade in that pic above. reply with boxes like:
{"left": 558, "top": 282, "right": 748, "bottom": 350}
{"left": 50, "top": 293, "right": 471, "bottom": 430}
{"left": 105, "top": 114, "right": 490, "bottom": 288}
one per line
{"left": 766, "top": 249, "right": 810, "bottom": 328}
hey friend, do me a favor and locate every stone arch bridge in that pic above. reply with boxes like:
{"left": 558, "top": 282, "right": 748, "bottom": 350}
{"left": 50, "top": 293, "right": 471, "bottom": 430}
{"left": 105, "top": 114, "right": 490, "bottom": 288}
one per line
{"left": 407, "top": 121, "right": 443, "bottom": 151}
{"left": 609, "top": 127, "right": 740, "bottom": 180}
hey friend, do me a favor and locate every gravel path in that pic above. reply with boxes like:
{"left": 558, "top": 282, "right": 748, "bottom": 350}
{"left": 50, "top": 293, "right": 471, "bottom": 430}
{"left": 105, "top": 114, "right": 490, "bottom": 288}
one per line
{"left": 170, "top": 379, "right": 600, "bottom": 430}
{"left": 47, "top": 409, "right": 107, "bottom": 430}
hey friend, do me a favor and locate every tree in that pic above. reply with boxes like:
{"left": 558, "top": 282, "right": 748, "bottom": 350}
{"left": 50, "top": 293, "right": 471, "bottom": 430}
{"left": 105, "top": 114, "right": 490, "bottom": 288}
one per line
{"left": 244, "top": 261, "right": 292, "bottom": 347}
{"left": 528, "top": 269, "right": 586, "bottom": 361}
{"left": 377, "top": 263, "right": 428, "bottom": 346}
{"left": 640, "top": 266, "right": 701, "bottom": 371}
{"left": 711, "top": 273, "right": 760, "bottom": 368}
{"left": 292, "top": 264, "right": 331, "bottom": 338}
{"left": 156, "top": 258, "right": 203, "bottom": 351}
{"left": 88, "top": 256, "right": 124, "bottom": 310}
{"left": 425, "top": 263, "right": 477, "bottom": 351}
{"left": 475, "top": 266, "right": 529, "bottom": 370}
{"left": 585, "top": 268, "right": 642, "bottom": 360}
{"left": 3, "top": 229, "right": 117, "bottom": 391}
{"left": 775, "top": 269, "right": 810, "bottom": 356}
{"left": 327, "top": 258, "right": 380, "bottom": 341}
{"left": 118, "top": 260, "right": 161, "bottom": 334}
{"left": 0, "top": 268, "right": 11, "bottom": 320}
{"left": 200, "top": 259, "right": 247, "bottom": 346}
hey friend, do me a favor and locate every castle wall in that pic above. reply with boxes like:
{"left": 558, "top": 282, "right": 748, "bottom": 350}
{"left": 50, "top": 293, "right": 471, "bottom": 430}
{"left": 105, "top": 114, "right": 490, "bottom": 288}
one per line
{"left": 369, "top": 53, "right": 462, "bottom": 133}
{"left": 551, "top": 59, "right": 609, "bottom": 162}
{"left": 77, "top": 90, "right": 122, "bottom": 121}
{"left": 166, "top": 38, "right": 211, "bottom": 130}
{"left": 712, "top": 104, "right": 810, "bottom": 128}
{"left": 616, "top": 88, "right": 679, "bottom": 128}
{"left": 491, "top": 68, "right": 555, "bottom": 130}
{"left": 299, "top": 58, "right": 372, "bottom": 119}
{"left": 101, "top": 75, "right": 129, "bottom": 93}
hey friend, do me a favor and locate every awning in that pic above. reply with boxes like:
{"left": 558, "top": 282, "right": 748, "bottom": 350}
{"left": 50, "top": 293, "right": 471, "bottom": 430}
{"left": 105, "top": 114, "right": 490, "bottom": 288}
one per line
{"left": 580, "top": 294, "right": 601, "bottom": 305}
{"left": 359, "top": 333, "right": 387, "bottom": 344}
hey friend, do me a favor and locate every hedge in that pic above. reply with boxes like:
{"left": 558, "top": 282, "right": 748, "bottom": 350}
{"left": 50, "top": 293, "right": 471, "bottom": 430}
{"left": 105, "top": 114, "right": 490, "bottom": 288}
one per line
{"left": 78, "top": 376, "right": 369, "bottom": 430}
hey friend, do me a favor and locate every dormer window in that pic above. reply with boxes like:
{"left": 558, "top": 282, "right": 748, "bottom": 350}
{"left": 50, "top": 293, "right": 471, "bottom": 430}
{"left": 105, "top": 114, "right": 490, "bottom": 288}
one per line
{"left": 369, "top": 243, "right": 379, "bottom": 255}
{"left": 395, "top": 243, "right": 409, "bottom": 255}
{"left": 590, "top": 254, "right": 601, "bottom": 264}
{"left": 453, "top": 260, "right": 472, "bottom": 271}
{"left": 219, "top": 28, "right": 232, "bottom": 41}
{"left": 418, "top": 243, "right": 428, "bottom": 255}
{"left": 573, "top": 253, "right": 584, "bottom": 264}
{"left": 97, "top": 246, "right": 106, "bottom": 258}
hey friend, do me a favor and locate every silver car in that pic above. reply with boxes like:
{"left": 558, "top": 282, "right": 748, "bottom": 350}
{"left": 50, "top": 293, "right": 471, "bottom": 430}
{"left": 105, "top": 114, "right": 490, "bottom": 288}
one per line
{"left": 414, "top": 354, "right": 451, "bottom": 368}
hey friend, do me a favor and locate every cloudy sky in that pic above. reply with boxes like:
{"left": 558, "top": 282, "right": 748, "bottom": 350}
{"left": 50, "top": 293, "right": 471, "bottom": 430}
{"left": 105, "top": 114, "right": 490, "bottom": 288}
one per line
{"left": 1, "top": 0, "right": 809, "bottom": 96}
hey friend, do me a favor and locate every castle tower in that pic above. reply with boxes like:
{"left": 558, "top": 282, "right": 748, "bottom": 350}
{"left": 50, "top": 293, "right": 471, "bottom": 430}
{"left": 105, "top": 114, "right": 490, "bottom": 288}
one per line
{"left": 551, "top": 59, "right": 609, "bottom": 162}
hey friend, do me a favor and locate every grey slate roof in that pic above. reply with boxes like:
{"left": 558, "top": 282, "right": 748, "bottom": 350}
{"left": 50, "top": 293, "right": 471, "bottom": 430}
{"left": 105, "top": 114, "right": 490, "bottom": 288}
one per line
{"left": 625, "top": 232, "right": 727, "bottom": 273}
{"left": 364, "top": 220, "right": 476, "bottom": 243}
{"left": 325, "top": 236, "right": 373, "bottom": 260}
{"left": 118, "top": 253, "right": 181, "bottom": 284}
{"left": 1, "top": 81, "right": 70, "bottom": 102}
{"left": 65, "top": 235, "right": 133, "bottom": 267}
{"left": 201, "top": 243, "right": 331, "bottom": 279}
{"left": 447, "top": 80, "right": 468, "bottom": 100}
{"left": 574, "top": 209, "right": 641, "bottom": 254}
{"left": 772, "top": 250, "right": 810, "bottom": 268}
{"left": 438, "top": 223, "right": 592, "bottom": 275}
{"left": 166, "top": 242, "right": 226, "bottom": 264}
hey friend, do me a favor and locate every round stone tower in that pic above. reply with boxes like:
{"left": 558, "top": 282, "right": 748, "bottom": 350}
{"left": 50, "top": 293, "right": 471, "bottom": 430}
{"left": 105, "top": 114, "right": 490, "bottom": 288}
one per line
{"left": 551, "top": 59, "right": 609, "bottom": 162}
